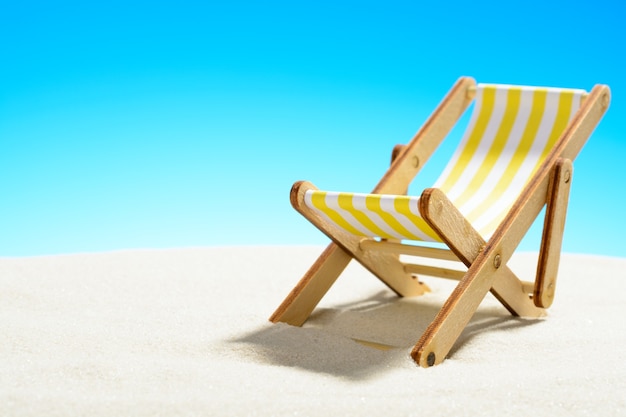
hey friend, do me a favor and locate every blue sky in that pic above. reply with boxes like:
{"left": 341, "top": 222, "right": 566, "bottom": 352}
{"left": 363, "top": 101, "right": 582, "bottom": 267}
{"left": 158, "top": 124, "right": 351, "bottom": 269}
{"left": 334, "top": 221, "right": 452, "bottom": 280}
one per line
{"left": 1, "top": 1, "right": 624, "bottom": 257}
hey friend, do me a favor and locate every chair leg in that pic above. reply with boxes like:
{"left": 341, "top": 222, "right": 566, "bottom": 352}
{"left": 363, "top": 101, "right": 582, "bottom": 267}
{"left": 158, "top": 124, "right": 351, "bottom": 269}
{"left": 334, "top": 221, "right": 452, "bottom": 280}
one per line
{"left": 269, "top": 243, "right": 351, "bottom": 326}
{"left": 412, "top": 188, "right": 546, "bottom": 367}
{"left": 411, "top": 249, "right": 508, "bottom": 366}
{"left": 535, "top": 158, "right": 573, "bottom": 308}
{"left": 290, "top": 181, "right": 430, "bottom": 297}
{"left": 418, "top": 188, "right": 545, "bottom": 318}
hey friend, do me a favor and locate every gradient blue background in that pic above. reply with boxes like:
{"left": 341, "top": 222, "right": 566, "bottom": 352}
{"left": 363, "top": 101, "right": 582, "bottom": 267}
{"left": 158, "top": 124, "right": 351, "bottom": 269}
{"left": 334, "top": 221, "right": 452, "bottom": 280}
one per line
{"left": 1, "top": 1, "right": 624, "bottom": 257}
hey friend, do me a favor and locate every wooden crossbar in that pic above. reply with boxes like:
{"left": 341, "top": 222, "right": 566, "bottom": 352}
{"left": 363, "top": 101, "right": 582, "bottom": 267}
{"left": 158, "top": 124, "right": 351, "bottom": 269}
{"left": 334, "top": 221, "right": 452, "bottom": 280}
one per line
{"left": 402, "top": 262, "right": 535, "bottom": 293}
{"left": 358, "top": 239, "right": 459, "bottom": 261}
{"left": 403, "top": 263, "right": 465, "bottom": 280}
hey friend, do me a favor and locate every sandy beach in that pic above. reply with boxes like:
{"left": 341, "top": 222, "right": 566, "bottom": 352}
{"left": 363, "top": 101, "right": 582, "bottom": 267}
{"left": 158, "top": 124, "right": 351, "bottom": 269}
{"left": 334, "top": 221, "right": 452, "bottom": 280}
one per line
{"left": 2, "top": 246, "right": 625, "bottom": 416}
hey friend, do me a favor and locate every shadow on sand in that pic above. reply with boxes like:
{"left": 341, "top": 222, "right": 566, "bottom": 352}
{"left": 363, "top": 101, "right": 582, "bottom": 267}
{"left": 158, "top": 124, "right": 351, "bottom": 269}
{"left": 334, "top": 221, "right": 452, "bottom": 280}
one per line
{"left": 230, "top": 289, "right": 541, "bottom": 379}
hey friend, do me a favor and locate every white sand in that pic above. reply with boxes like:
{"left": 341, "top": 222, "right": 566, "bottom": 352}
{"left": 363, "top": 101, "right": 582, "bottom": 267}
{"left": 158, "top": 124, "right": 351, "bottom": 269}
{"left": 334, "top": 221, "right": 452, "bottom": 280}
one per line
{"left": 1, "top": 246, "right": 625, "bottom": 416}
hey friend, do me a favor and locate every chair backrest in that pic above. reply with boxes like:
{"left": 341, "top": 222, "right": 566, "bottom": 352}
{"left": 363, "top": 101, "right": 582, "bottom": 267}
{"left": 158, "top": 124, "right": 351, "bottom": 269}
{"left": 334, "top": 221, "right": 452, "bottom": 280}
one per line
{"left": 303, "top": 83, "right": 587, "bottom": 242}
{"left": 435, "top": 83, "right": 586, "bottom": 238}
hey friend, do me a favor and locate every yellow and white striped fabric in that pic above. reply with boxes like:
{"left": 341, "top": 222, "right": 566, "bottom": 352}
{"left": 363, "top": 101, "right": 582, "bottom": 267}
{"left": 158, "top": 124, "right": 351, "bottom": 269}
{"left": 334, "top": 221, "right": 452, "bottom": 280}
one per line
{"left": 304, "top": 83, "right": 586, "bottom": 242}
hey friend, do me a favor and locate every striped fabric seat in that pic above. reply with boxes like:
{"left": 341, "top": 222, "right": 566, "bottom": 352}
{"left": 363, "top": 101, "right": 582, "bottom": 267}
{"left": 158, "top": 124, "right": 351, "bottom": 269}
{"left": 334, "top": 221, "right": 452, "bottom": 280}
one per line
{"left": 304, "top": 83, "right": 587, "bottom": 242}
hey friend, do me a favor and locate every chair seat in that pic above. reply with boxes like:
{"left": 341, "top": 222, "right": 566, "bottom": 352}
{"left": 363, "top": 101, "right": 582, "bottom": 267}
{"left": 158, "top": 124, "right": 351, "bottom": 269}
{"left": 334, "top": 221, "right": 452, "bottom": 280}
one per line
{"left": 304, "top": 187, "right": 525, "bottom": 242}
{"left": 304, "top": 190, "right": 440, "bottom": 242}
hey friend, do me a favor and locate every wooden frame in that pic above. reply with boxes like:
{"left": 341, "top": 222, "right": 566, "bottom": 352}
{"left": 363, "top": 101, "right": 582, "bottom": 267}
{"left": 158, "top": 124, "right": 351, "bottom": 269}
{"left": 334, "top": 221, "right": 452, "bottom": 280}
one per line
{"left": 270, "top": 77, "right": 610, "bottom": 367}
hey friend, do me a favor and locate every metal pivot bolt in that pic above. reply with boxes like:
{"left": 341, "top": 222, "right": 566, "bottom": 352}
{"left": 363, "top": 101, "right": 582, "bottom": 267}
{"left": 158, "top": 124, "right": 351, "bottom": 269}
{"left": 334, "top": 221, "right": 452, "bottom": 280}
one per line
{"left": 412, "top": 155, "right": 420, "bottom": 168}
{"left": 564, "top": 169, "right": 571, "bottom": 184}
{"left": 493, "top": 254, "right": 502, "bottom": 269}
{"left": 427, "top": 352, "right": 436, "bottom": 367}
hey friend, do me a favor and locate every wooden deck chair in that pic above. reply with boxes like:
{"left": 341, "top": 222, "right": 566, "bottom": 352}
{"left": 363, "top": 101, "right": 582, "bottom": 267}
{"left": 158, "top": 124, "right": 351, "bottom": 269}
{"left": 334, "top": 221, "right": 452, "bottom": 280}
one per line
{"left": 270, "top": 76, "right": 610, "bottom": 367}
